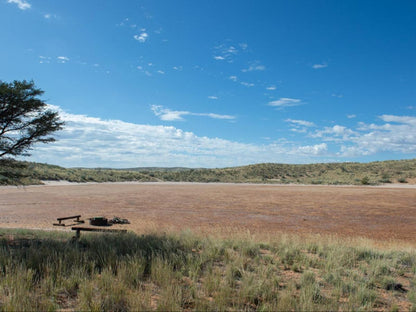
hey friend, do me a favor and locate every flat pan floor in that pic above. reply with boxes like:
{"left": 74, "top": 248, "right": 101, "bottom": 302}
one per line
{"left": 0, "top": 183, "right": 415, "bottom": 243}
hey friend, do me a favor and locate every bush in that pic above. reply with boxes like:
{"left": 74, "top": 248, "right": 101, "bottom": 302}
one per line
{"left": 361, "top": 176, "right": 370, "bottom": 185}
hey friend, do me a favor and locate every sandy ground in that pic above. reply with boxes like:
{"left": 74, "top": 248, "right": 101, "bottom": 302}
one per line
{"left": 0, "top": 182, "right": 415, "bottom": 243}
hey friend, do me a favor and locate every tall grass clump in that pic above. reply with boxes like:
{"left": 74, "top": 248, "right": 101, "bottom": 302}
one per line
{"left": 0, "top": 229, "right": 415, "bottom": 311}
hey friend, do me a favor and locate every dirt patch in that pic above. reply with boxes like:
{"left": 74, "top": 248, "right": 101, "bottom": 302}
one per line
{"left": 0, "top": 183, "right": 415, "bottom": 243}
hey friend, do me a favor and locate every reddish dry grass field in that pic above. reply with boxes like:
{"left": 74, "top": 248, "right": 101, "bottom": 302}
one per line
{"left": 0, "top": 183, "right": 415, "bottom": 243}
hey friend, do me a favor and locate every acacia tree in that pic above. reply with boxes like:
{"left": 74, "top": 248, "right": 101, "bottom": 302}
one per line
{"left": 0, "top": 80, "right": 64, "bottom": 158}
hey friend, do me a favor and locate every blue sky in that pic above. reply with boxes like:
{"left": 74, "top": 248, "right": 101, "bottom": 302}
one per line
{"left": 1, "top": 0, "right": 415, "bottom": 168}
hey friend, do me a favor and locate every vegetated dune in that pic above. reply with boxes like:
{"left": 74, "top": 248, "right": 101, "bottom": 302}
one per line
{"left": 0, "top": 182, "right": 415, "bottom": 244}
{"left": 1, "top": 158, "right": 416, "bottom": 185}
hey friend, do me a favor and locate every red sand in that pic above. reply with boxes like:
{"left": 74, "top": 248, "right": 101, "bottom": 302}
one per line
{"left": 0, "top": 183, "right": 415, "bottom": 243}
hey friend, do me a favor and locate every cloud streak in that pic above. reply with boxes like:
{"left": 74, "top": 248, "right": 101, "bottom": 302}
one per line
{"left": 312, "top": 63, "right": 328, "bottom": 69}
{"left": 151, "top": 105, "right": 235, "bottom": 121}
{"left": 242, "top": 61, "right": 266, "bottom": 72}
{"left": 57, "top": 56, "right": 70, "bottom": 63}
{"left": 286, "top": 119, "right": 315, "bottom": 127}
{"left": 268, "top": 98, "right": 301, "bottom": 108}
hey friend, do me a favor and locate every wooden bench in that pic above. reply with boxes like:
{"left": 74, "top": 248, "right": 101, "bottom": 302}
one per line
{"left": 71, "top": 226, "right": 127, "bottom": 238}
{"left": 53, "top": 215, "right": 84, "bottom": 226}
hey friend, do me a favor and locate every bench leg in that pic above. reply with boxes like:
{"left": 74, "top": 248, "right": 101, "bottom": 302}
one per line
{"left": 76, "top": 229, "right": 81, "bottom": 239}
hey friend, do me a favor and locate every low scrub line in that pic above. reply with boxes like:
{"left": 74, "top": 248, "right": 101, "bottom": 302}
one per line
{"left": 1, "top": 158, "right": 416, "bottom": 185}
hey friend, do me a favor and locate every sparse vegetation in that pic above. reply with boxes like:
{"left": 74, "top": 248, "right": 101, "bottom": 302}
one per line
{"left": 0, "top": 229, "right": 415, "bottom": 311}
{"left": 1, "top": 158, "right": 416, "bottom": 185}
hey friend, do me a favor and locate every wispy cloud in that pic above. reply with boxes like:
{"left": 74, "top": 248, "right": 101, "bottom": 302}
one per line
{"left": 242, "top": 61, "right": 266, "bottom": 72}
{"left": 39, "top": 56, "right": 51, "bottom": 64}
{"left": 266, "top": 86, "right": 276, "bottom": 91}
{"left": 7, "top": 0, "right": 30, "bottom": 10}
{"left": 134, "top": 32, "right": 148, "bottom": 43}
{"left": 151, "top": 105, "right": 235, "bottom": 121}
{"left": 213, "top": 41, "right": 246, "bottom": 62}
{"left": 268, "top": 98, "right": 301, "bottom": 108}
{"left": 151, "top": 105, "right": 186, "bottom": 121}
{"left": 312, "top": 63, "right": 328, "bottom": 69}
{"left": 286, "top": 119, "right": 315, "bottom": 133}
{"left": 229, "top": 76, "right": 238, "bottom": 82}
{"left": 57, "top": 56, "right": 70, "bottom": 63}
{"left": 239, "top": 43, "right": 248, "bottom": 50}
{"left": 286, "top": 119, "right": 315, "bottom": 127}
{"left": 44, "top": 13, "right": 57, "bottom": 19}
{"left": 240, "top": 82, "right": 254, "bottom": 87}
{"left": 208, "top": 96, "right": 218, "bottom": 100}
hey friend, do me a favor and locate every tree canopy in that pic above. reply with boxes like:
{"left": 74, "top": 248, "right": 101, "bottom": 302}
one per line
{"left": 0, "top": 80, "right": 64, "bottom": 158}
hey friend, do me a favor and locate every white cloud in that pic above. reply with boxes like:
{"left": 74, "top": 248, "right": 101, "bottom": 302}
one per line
{"left": 152, "top": 105, "right": 185, "bottom": 121}
{"left": 44, "top": 13, "right": 57, "bottom": 19}
{"left": 240, "top": 82, "right": 254, "bottom": 87}
{"left": 229, "top": 76, "right": 238, "bottom": 82}
{"left": 26, "top": 106, "right": 333, "bottom": 168}
{"left": 296, "top": 143, "right": 328, "bottom": 155}
{"left": 204, "top": 113, "right": 235, "bottom": 120}
{"left": 268, "top": 98, "right": 301, "bottom": 108}
{"left": 286, "top": 119, "right": 315, "bottom": 127}
{"left": 208, "top": 96, "right": 218, "bottom": 100}
{"left": 242, "top": 61, "right": 266, "bottom": 72}
{"left": 308, "top": 115, "right": 416, "bottom": 157}
{"left": 26, "top": 106, "right": 416, "bottom": 168}
{"left": 379, "top": 114, "right": 416, "bottom": 125}
{"left": 312, "top": 63, "right": 328, "bottom": 69}
{"left": 39, "top": 56, "right": 51, "bottom": 64}
{"left": 134, "top": 32, "right": 148, "bottom": 43}
{"left": 212, "top": 42, "right": 242, "bottom": 63}
{"left": 57, "top": 56, "right": 70, "bottom": 63}
{"left": 313, "top": 125, "right": 356, "bottom": 141}
{"left": 151, "top": 105, "right": 235, "bottom": 121}
{"left": 239, "top": 43, "right": 248, "bottom": 50}
{"left": 157, "top": 70, "right": 165, "bottom": 74}
{"left": 266, "top": 86, "right": 276, "bottom": 91}
{"left": 227, "top": 46, "right": 238, "bottom": 54}
{"left": 347, "top": 114, "right": 356, "bottom": 119}
{"left": 7, "top": 0, "right": 31, "bottom": 10}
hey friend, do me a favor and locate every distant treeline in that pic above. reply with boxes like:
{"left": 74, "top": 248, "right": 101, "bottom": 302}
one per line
{"left": 0, "top": 158, "right": 415, "bottom": 186}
